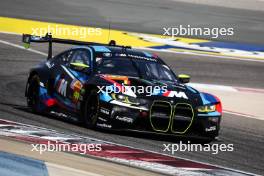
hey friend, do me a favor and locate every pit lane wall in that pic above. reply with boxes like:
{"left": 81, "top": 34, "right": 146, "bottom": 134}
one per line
{"left": 0, "top": 17, "right": 264, "bottom": 60}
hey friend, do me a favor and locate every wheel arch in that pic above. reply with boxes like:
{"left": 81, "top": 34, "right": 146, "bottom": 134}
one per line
{"left": 25, "top": 66, "right": 50, "bottom": 97}
{"left": 25, "top": 70, "right": 39, "bottom": 97}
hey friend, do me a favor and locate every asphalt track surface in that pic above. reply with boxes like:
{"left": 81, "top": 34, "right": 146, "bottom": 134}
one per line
{"left": 1, "top": 0, "right": 264, "bottom": 44}
{"left": 0, "top": 0, "right": 264, "bottom": 175}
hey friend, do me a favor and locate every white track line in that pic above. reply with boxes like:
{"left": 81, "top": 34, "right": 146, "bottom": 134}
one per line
{"left": 0, "top": 39, "right": 47, "bottom": 56}
{"left": 223, "top": 110, "right": 256, "bottom": 118}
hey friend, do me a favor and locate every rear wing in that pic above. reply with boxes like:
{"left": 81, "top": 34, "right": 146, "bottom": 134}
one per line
{"left": 22, "top": 33, "right": 120, "bottom": 60}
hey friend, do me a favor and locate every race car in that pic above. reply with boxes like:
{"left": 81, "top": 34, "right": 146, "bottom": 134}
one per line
{"left": 24, "top": 34, "right": 222, "bottom": 142}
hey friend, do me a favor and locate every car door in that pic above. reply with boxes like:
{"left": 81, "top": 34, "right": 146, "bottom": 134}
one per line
{"left": 53, "top": 48, "right": 92, "bottom": 111}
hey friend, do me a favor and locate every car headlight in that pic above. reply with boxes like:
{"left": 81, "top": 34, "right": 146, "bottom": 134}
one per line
{"left": 111, "top": 93, "right": 140, "bottom": 105}
{"left": 197, "top": 105, "right": 216, "bottom": 113}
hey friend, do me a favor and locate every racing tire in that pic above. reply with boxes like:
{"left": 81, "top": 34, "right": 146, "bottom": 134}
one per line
{"left": 26, "top": 75, "right": 41, "bottom": 113}
{"left": 83, "top": 90, "right": 99, "bottom": 128}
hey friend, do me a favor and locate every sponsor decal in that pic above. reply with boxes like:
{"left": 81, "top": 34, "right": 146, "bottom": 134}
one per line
{"left": 102, "top": 75, "right": 130, "bottom": 85}
{"left": 96, "top": 123, "right": 112, "bottom": 128}
{"left": 50, "top": 111, "right": 67, "bottom": 118}
{"left": 71, "top": 80, "right": 83, "bottom": 103}
{"left": 103, "top": 52, "right": 112, "bottom": 57}
{"left": 70, "top": 80, "right": 83, "bottom": 90}
{"left": 114, "top": 53, "right": 157, "bottom": 62}
{"left": 50, "top": 111, "right": 78, "bottom": 121}
{"left": 205, "top": 126, "right": 217, "bottom": 132}
{"left": 116, "top": 116, "right": 133, "bottom": 123}
{"left": 100, "top": 108, "right": 110, "bottom": 115}
{"left": 57, "top": 79, "right": 67, "bottom": 97}
{"left": 73, "top": 91, "right": 80, "bottom": 101}
{"left": 164, "top": 91, "right": 188, "bottom": 99}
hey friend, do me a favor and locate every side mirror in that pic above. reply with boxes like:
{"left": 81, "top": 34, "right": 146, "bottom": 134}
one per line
{"left": 178, "top": 74, "right": 190, "bottom": 83}
{"left": 70, "top": 62, "right": 90, "bottom": 73}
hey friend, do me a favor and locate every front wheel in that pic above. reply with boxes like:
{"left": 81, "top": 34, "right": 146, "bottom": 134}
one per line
{"left": 83, "top": 90, "right": 99, "bottom": 128}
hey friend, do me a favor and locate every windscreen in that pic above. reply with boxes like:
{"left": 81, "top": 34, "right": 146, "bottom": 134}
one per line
{"left": 96, "top": 57, "right": 177, "bottom": 81}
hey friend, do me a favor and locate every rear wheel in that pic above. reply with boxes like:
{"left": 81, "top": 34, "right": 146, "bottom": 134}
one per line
{"left": 83, "top": 90, "right": 99, "bottom": 128}
{"left": 26, "top": 75, "right": 41, "bottom": 113}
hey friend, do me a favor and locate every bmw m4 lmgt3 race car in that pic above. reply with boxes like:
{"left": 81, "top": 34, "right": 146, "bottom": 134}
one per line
{"left": 24, "top": 34, "right": 222, "bottom": 142}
